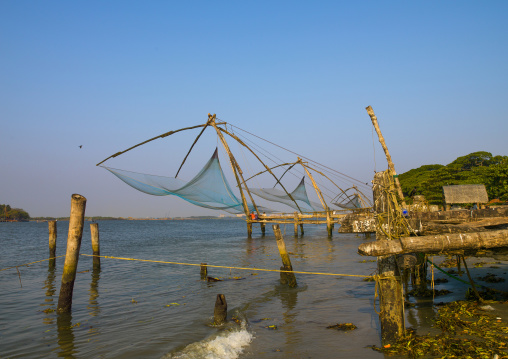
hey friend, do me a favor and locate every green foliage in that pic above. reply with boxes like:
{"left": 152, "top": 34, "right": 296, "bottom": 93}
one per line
{"left": 399, "top": 152, "right": 508, "bottom": 205}
{"left": 0, "top": 204, "right": 30, "bottom": 221}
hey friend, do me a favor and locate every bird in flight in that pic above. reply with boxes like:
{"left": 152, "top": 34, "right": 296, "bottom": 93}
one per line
{"left": 79, "top": 145, "right": 83, "bottom": 149}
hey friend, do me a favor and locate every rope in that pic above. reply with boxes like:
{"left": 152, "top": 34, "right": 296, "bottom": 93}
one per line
{"left": 0, "top": 255, "right": 66, "bottom": 272}
{"left": 80, "top": 254, "right": 372, "bottom": 278}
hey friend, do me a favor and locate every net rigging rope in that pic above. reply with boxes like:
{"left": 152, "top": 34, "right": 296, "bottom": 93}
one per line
{"left": 230, "top": 129, "right": 353, "bottom": 208}
{"left": 228, "top": 123, "right": 372, "bottom": 190}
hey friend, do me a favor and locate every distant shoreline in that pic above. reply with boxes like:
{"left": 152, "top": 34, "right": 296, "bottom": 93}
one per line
{"left": 25, "top": 216, "right": 241, "bottom": 222}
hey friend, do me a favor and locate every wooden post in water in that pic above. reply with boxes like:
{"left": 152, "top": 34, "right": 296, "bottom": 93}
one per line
{"left": 214, "top": 294, "right": 227, "bottom": 325}
{"left": 200, "top": 263, "right": 208, "bottom": 280}
{"left": 48, "top": 220, "right": 57, "bottom": 266}
{"left": 373, "top": 171, "right": 404, "bottom": 343}
{"left": 300, "top": 223, "right": 304, "bottom": 236}
{"left": 326, "top": 215, "right": 333, "bottom": 238}
{"left": 90, "top": 223, "right": 100, "bottom": 271}
{"left": 57, "top": 194, "right": 87, "bottom": 313}
{"left": 294, "top": 212, "right": 299, "bottom": 237}
{"left": 272, "top": 224, "right": 297, "bottom": 287}
{"left": 260, "top": 222, "right": 266, "bottom": 236}
{"left": 247, "top": 221, "right": 253, "bottom": 238}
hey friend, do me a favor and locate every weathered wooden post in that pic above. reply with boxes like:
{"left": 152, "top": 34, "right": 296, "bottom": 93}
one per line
{"left": 49, "top": 220, "right": 57, "bottom": 267}
{"left": 57, "top": 194, "right": 87, "bottom": 313}
{"left": 90, "top": 223, "right": 100, "bottom": 271}
{"left": 214, "top": 294, "right": 227, "bottom": 325}
{"left": 273, "top": 224, "right": 297, "bottom": 287}
{"left": 327, "top": 214, "right": 333, "bottom": 238}
{"left": 200, "top": 263, "right": 208, "bottom": 280}
{"left": 294, "top": 212, "right": 299, "bottom": 237}
{"left": 260, "top": 222, "right": 266, "bottom": 236}
{"left": 373, "top": 171, "right": 404, "bottom": 343}
{"left": 247, "top": 221, "right": 253, "bottom": 238}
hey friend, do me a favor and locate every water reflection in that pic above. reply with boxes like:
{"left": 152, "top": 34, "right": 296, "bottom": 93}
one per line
{"left": 57, "top": 312, "right": 77, "bottom": 358}
{"left": 42, "top": 262, "right": 56, "bottom": 325}
{"left": 88, "top": 267, "right": 101, "bottom": 316}
{"left": 276, "top": 284, "right": 302, "bottom": 346}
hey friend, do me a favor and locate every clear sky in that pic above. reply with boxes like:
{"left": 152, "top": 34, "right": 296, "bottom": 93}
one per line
{"left": 1, "top": 1, "right": 507, "bottom": 218}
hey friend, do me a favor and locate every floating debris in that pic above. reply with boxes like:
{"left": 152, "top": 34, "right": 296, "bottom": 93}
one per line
{"left": 478, "top": 273, "right": 506, "bottom": 283}
{"left": 326, "top": 323, "right": 357, "bottom": 331}
{"left": 265, "top": 325, "right": 277, "bottom": 330}
{"left": 370, "top": 300, "right": 508, "bottom": 358}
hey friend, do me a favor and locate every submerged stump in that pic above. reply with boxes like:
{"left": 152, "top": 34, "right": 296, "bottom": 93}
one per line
{"left": 214, "top": 294, "right": 227, "bottom": 325}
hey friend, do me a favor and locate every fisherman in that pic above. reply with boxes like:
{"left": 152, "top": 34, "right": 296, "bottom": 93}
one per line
{"left": 250, "top": 211, "right": 256, "bottom": 220}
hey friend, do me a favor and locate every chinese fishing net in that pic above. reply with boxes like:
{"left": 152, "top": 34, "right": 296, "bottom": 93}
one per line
{"left": 102, "top": 149, "right": 269, "bottom": 214}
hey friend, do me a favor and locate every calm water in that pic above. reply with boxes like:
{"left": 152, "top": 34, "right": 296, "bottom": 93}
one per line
{"left": 0, "top": 219, "right": 387, "bottom": 358}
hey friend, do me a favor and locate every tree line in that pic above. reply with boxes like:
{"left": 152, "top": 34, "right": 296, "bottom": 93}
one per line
{"left": 0, "top": 204, "right": 30, "bottom": 221}
{"left": 398, "top": 151, "right": 508, "bottom": 205}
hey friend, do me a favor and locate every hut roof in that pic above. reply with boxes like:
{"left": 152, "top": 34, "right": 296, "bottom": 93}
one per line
{"left": 443, "top": 184, "right": 489, "bottom": 204}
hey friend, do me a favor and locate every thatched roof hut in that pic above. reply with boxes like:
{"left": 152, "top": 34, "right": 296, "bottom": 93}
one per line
{"left": 443, "top": 184, "right": 489, "bottom": 204}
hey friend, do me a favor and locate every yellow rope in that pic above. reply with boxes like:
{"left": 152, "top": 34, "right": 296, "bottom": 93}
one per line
{"left": 80, "top": 254, "right": 372, "bottom": 278}
{"left": 0, "top": 255, "right": 66, "bottom": 272}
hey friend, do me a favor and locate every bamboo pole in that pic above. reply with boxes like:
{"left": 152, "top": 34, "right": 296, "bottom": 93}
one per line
{"left": 298, "top": 158, "right": 333, "bottom": 236}
{"left": 366, "top": 106, "right": 405, "bottom": 205}
{"left": 210, "top": 115, "right": 251, "bottom": 218}
{"left": 96, "top": 124, "right": 208, "bottom": 166}
{"left": 57, "top": 194, "right": 87, "bottom": 313}
{"left": 272, "top": 224, "right": 297, "bottom": 287}
{"left": 175, "top": 118, "right": 212, "bottom": 178}
{"left": 373, "top": 171, "right": 404, "bottom": 343}
{"left": 90, "top": 223, "right": 100, "bottom": 271}
{"left": 218, "top": 127, "right": 303, "bottom": 213}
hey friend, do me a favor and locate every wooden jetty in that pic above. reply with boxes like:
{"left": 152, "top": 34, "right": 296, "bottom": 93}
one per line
{"left": 348, "top": 106, "right": 508, "bottom": 344}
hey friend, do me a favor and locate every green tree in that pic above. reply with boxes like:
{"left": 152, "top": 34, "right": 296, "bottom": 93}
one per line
{"left": 399, "top": 152, "right": 508, "bottom": 205}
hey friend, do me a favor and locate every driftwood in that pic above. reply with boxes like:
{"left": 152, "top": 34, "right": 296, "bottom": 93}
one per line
{"left": 358, "top": 229, "right": 508, "bottom": 256}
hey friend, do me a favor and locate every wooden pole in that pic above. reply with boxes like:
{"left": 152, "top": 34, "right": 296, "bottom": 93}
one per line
{"left": 298, "top": 158, "right": 333, "bottom": 237}
{"left": 49, "top": 220, "right": 57, "bottom": 266}
{"left": 373, "top": 171, "right": 404, "bottom": 343}
{"left": 272, "top": 224, "right": 297, "bottom": 287}
{"left": 214, "top": 294, "right": 227, "bottom": 325}
{"left": 294, "top": 212, "right": 299, "bottom": 237}
{"left": 90, "top": 223, "right": 100, "bottom": 271}
{"left": 200, "top": 263, "right": 208, "bottom": 280}
{"left": 260, "top": 222, "right": 266, "bottom": 236}
{"left": 366, "top": 106, "right": 406, "bottom": 205}
{"left": 57, "top": 194, "right": 87, "bottom": 313}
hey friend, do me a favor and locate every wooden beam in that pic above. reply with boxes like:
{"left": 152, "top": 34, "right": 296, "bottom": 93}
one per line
{"left": 358, "top": 229, "right": 508, "bottom": 256}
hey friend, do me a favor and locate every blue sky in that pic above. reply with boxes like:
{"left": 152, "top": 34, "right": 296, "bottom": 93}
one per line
{"left": 1, "top": 1, "right": 507, "bottom": 218}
